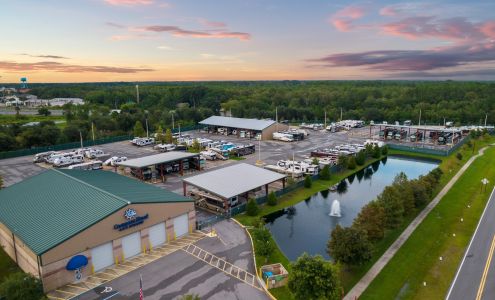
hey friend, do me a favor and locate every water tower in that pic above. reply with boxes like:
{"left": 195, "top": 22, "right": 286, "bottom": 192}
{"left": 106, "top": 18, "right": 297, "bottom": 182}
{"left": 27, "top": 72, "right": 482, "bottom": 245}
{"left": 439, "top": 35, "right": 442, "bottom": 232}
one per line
{"left": 20, "top": 77, "right": 28, "bottom": 89}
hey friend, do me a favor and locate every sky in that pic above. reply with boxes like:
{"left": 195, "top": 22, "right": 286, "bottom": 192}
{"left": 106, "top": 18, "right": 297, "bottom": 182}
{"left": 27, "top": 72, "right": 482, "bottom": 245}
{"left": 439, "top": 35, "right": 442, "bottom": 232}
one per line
{"left": 0, "top": 0, "right": 494, "bottom": 82}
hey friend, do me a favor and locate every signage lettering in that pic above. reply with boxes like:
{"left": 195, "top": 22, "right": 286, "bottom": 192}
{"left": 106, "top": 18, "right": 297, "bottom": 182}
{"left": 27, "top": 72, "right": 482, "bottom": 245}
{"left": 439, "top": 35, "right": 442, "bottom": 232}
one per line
{"left": 113, "top": 214, "right": 149, "bottom": 231}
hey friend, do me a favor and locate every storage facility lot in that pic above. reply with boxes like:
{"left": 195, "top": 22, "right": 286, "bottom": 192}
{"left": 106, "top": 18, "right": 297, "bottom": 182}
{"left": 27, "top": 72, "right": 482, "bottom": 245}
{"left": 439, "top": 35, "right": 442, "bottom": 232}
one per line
{"left": 77, "top": 219, "right": 268, "bottom": 300}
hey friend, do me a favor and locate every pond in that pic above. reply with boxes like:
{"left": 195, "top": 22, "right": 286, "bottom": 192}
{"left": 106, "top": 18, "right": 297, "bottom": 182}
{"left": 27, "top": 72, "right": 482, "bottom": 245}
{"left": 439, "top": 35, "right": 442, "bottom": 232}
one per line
{"left": 264, "top": 156, "right": 439, "bottom": 260}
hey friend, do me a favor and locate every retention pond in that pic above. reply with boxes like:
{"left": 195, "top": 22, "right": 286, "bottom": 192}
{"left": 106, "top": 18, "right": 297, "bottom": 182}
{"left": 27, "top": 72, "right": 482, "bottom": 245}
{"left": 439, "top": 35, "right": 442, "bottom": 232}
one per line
{"left": 264, "top": 156, "right": 439, "bottom": 260}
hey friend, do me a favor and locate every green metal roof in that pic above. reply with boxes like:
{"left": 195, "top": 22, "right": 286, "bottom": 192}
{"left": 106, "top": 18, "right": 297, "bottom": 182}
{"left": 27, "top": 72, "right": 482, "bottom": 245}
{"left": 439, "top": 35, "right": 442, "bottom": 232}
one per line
{"left": 0, "top": 169, "right": 191, "bottom": 255}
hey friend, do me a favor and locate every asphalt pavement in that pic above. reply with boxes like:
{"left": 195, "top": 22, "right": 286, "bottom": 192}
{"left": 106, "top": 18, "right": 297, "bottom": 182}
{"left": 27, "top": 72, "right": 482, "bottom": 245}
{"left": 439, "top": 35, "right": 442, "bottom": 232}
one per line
{"left": 447, "top": 186, "right": 495, "bottom": 300}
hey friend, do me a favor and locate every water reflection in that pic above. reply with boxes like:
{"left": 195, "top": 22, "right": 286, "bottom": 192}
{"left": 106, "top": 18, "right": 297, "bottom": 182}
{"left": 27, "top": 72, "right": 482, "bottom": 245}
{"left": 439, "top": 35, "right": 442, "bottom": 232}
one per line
{"left": 264, "top": 157, "right": 438, "bottom": 260}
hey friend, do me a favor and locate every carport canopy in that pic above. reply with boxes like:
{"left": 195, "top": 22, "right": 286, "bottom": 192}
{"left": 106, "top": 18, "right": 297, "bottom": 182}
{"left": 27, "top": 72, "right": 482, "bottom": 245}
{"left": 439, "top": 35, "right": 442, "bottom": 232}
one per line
{"left": 183, "top": 163, "right": 286, "bottom": 199}
{"left": 117, "top": 151, "right": 200, "bottom": 169}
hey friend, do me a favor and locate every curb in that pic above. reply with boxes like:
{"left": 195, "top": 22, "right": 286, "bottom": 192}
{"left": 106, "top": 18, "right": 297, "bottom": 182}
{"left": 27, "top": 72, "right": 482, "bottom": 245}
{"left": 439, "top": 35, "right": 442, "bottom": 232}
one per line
{"left": 231, "top": 218, "right": 278, "bottom": 300}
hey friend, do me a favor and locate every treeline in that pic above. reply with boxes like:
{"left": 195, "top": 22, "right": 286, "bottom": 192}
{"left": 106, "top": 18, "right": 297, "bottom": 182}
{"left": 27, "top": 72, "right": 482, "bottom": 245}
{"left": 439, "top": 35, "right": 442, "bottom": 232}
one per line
{"left": 1, "top": 80, "right": 495, "bottom": 152}
{"left": 327, "top": 168, "right": 443, "bottom": 266}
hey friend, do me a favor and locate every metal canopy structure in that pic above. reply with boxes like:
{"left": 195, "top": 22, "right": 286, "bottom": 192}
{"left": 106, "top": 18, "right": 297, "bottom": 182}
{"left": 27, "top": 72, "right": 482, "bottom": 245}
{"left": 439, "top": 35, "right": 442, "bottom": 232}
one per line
{"left": 199, "top": 116, "right": 276, "bottom": 131}
{"left": 183, "top": 163, "right": 286, "bottom": 199}
{"left": 117, "top": 151, "right": 200, "bottom": 169}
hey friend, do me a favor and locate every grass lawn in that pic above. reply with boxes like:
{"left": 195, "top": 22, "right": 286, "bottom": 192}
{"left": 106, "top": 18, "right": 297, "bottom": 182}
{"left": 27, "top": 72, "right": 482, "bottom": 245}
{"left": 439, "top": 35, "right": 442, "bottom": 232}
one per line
{"left": 361, "top": 138, "right": 495, "bottom": 299}
{"left": 0, "top": 114, "right": 64, "bottom": 126}
{"left": 230, "top": 156, "right": 246, "bottom": 161}
{"left": 0, "top": 246, "right": 20, "bottom": 283}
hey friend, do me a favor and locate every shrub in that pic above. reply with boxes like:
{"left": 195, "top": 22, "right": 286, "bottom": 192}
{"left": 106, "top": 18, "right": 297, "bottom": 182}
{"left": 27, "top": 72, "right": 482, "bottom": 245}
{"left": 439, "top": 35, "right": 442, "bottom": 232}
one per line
{"left": 372, "top": 145, "right": 381, "bottom": 158}
{"left": 355, "top": 150, "right": 366, "bottom": 166}
{"left": 320, "top": 165, "right": 331, "bottom": 180}
{"left": 0, "top": 272, "right": 45, "bottom": 300}
{"left": 456, "top": 152, "right": 463, "bottom": 160}
{"left": 246, "top": 198, "right": 260, "bottom": 216}
{"left": 312, "top": 157, "right": 319, "bottom": 165}
{"left": 267, "top": 191, "right": 278, "bottom": 206}
{"left": 304, "top": 175, "right": 312, "bottom": 188}
{"left": 347, "top": 156, "right": 357, "bottom": 169}
{"left": 381, "top": 145, "right": 388, "bottom": 156}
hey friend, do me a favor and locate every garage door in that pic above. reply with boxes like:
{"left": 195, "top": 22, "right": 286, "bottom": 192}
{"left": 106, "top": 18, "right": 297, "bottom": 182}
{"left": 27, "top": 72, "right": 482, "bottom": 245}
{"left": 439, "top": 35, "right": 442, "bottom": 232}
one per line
{"left": 121, "top": 232, "right": 141, "bottom": 259}
{"left": 148, "top": 222, "right": 166, "bottom": 248}
{"left": 174, "top": 213, "right": 189, "bottom": 238}
{"left": 91, "top": 242, "right": 114, "bottom": 272}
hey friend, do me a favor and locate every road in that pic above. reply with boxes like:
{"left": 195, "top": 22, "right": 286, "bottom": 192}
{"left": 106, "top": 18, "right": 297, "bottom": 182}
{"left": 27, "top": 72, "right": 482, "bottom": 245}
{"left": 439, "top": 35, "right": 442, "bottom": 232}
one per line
{"left": 447, "top": 185, "right": 495, "bottom": 300}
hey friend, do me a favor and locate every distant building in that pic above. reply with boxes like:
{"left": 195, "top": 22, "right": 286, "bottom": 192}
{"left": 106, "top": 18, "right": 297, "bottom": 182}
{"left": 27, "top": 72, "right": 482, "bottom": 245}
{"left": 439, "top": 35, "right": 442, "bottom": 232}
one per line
{"left": 24, "top": 98, "right": 49, "bottom": 107}
{"left": 49, "top": 98, "right": 85, "bottom": 106}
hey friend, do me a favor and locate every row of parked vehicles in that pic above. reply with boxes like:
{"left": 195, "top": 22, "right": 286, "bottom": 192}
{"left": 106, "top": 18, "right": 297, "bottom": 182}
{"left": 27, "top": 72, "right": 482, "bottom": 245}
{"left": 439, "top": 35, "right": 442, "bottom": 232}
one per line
{"left": 273, "top": 129, "right": 307, "bottom": 142}
{"left": 33, "top": 148, "right": 108, "bottom": 168}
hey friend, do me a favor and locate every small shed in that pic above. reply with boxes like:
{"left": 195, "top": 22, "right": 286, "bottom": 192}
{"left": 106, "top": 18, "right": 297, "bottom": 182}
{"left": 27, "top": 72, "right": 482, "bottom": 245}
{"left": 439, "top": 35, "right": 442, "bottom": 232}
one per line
{"left": 261, "top": 263, "right": 289, "bottom": 289}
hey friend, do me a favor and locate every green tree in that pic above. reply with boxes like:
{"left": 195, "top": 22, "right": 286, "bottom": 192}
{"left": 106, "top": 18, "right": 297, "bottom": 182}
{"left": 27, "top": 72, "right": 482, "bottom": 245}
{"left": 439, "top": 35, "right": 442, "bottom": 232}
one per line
{"left": 355, "top": 150, "right": 366, "bottom": 166}
{"left": 312, "top": 157, "right": 319, "bottom": 165}
{"left": 0, "top": 272, "right": 45, "bottom": 300}
{"left": 378, "top": 186, "right": 404, "bottom": 228}
{"left": 155, "top": 125, "right": 165, "bottom": 143}
{"left": 267, "top": 191, "right": 278, "bottom": 206}
{"left": 328, "top": 225, "right": 373, "bottom": 266}
{"left": 393, "top": 173, "right": 415, "bottom": 215}
{"left": 381, "top": 145, "right": 388, "bottom": 156}
{"left": 337, "top": 155, "right": 348, "bottom": 168}
{"left": 288, "top": 253, "right": 341, "bottom": 300}
{"left": 190, "top": 139, "right": 201, "bottom": 153}
{"left": 347, "top": 156, "right": 357, "bottom": 169}
{"left": 246, "top": 198, "right": 260, "bottom": 216}
{"left": 252, "top": 227, "right": 274, "bottom": 260}
{"left": 320, "top": 165, "right": 331, "bottom": 180}
{"left": 352, "top": 201, "right": 386, "bottom": 241}
{"left": 410, "top": 179, "right": 429, "bottom": 207}
{"left": 37, "top": 107, "right": 51, "bottom": 116}
{"left": 304, "top": 175, "right": 312, "bottom": 188}
{"left": 133, "top": 120, "right": 145, "bottom": 137}
{"left": 165, "top": 128, "right": 173, "bottom": 144}
{"left": 372, "top": 145, "right": 381, "bottom": 158}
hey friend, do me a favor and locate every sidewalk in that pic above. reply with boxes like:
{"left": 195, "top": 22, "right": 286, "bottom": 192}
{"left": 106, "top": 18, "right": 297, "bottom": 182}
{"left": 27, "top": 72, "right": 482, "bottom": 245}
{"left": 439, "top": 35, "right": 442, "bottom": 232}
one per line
{"left": 344, "top": 146, "right": 489, "bottom": 299}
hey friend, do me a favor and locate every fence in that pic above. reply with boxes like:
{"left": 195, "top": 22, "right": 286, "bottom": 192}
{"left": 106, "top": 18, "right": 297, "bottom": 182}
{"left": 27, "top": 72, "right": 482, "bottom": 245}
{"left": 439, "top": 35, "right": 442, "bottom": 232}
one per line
{"left": 0, "top": 125, "right": 202, "bottom": 160}
{"left": 0, "top": 135, "right": 133, "bottom": 160}
{"left": 387, "top": 136, "right": 470, "bottom": 157}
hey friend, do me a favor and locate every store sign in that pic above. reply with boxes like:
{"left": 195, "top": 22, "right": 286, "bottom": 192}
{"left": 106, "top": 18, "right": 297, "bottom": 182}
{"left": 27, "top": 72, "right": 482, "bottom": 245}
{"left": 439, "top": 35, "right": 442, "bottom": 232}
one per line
{"left": 114, "top": 208, "right": 149, "bottom": 231}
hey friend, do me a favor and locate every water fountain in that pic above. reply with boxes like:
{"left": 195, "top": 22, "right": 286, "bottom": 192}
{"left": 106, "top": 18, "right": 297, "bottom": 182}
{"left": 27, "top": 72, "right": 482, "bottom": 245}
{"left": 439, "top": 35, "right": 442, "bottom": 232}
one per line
{"left": 329, "top": 199, "right": 341, "bottom": 217}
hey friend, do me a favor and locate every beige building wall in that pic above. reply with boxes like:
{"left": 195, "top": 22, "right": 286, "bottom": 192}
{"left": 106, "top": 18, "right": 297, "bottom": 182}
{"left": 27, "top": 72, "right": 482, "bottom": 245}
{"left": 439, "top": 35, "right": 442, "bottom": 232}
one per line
{"left": 0, "top": 222, "right": 39, "bottom": 278}
{"left": 261, "top": 123, "right": 289, "bottom": 140}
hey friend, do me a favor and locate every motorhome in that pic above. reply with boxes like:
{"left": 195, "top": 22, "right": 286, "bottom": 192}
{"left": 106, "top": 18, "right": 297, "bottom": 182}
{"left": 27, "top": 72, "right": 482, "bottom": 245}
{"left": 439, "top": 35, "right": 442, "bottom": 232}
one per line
{"left": 273, "top": 132, "right": 294, "bottom": 142}
{"left": 103, "top": 156, "right": 127, "bottom": 166}
{"left": 135, "top": 137, "right": 155, "bottom": 146}
{"left": 131, "top": 168, "right": 152, "bottom": 180}
{"left": 404, "top": 120, "right": 412, "bottom": 126}
{"left": 154, "top": 143, "right": 176, "bottom": 152}
{"left": 445, "top": 121, "right": 454, "bottom": 128}
{"left": 200, "top": 150, "right": 217, "bottom": 160}
{"left": 276, "top": 160, "right": 319, "bottom": 175}
{"left": 47, "top": 152, "right": 73, "bottom": 164}
{"left": 364, "top": 139, "right": 385, "bottom": 148}
{"left": 84, "top": 149, "right": 107, "bottom": 159}
{"left": 33, "top": 151, "right": 56, "bottom": 163}
{"left": 68, "top": 160, "right": 103, "bottom": 170}
{"left": 53, "top": 155, "right": 84, "bottom": 167}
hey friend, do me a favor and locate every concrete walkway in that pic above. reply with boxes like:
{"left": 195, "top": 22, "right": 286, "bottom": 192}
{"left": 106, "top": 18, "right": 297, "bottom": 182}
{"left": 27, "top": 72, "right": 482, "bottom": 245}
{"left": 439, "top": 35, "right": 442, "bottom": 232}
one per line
{"left": 344, "top": 146, "right": 490, "bottom": 299}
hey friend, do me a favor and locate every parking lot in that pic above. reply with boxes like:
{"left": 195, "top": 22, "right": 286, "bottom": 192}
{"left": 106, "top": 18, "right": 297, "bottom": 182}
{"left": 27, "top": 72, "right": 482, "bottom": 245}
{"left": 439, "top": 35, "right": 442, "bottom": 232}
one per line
{"left": 0, "top": 128, "right": 366, "bottom": 189}
{"left": 77, "top": 219, "right": 268, "bottom": 300}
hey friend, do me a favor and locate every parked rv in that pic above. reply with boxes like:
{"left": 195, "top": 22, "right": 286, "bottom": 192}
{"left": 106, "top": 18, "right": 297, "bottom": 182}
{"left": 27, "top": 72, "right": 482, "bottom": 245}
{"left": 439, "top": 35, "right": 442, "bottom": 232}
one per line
{"left": 154, "top": 143, "right": 176, "bottom": 152}
{"left": 104, "top": 156, "right": 127, "bottom": 166}
{"left": 68, "top": 160, "right": 103, "bottom": 170}
{"left": 33, "top": 151, "right": 56, "bottom": 163}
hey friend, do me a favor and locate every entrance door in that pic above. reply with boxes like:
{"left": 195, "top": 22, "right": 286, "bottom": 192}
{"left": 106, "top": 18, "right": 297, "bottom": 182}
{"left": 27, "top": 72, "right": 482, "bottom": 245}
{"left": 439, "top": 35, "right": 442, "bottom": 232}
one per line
{"left": 148, "top": 222, "right": 166, "bottom": 248}
{"left": 174, "top": 213, "right": 189, "bottom": 238}
{"left": 121, "top": 232, "right": 141, "bottom": 259}
{"left": 91, "top": 242, "right": 114, "bottom": 272}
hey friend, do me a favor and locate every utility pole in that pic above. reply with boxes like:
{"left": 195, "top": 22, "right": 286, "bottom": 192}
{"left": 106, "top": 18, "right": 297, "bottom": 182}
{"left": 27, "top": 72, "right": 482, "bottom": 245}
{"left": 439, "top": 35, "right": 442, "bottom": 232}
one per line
{"left": 91, "top": 122, "right": 95, "bottom": 142}
{"left": 340, "top": 108, "right": 343, "bottom": 121}
{"left": 136, "top": 85, "right": 140, "bottom": 104}
{"left": 171, "top": 112, "right": 175, "bottom": 130}
{"left": 324, "top": 110, "right": 327, "bottom": 129}
{"left": 145, "top": 118, "right": 149, "bottom": 138}
{"left": 275, "top": 106, "right": 278, "bottom": 132}
{"left": 418, "top": 109, "right": 422, "bottom": 127}
{"left": 79, "top": 131, "right": 83, "bottom": 149}
{"left": 485, "top": 113, "right": 488, "bottom": 127}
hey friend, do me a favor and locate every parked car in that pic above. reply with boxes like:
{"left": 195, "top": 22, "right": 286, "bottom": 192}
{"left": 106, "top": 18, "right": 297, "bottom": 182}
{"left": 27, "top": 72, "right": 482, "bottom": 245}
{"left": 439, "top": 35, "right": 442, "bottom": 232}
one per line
{"left": 33, "top": 151, "right": 56, "bottom": 163}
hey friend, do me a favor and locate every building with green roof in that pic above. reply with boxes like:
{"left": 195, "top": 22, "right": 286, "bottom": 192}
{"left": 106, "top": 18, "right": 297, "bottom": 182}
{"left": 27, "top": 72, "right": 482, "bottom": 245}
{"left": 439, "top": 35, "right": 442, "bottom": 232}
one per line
{"left": 0, "top": 169, "right": 195, "bottom": 292}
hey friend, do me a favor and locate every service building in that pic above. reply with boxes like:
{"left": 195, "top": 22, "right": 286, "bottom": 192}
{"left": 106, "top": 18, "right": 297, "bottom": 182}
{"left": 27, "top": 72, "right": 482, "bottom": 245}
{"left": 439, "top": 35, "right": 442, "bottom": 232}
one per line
{"left": 199, "top": 116, "right": 289, "bottom": 140}
{"left": 0, "top": 169, "right": 195, "bottom": 292}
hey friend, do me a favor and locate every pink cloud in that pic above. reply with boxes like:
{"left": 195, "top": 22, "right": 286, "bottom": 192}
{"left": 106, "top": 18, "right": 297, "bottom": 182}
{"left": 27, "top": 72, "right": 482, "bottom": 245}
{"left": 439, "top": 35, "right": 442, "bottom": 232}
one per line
{"left": 379, "top": 6, "right": 399, "bottom": 16}
{"left": 199, "top": 18, "right": 227, "bottom": 28}
{"left": 138, "top": 25, "right": 250, "bottom": 40}
{"left": 0, "top": 61, "right": 154, "bottom": 73}
{"left": 330, "top": 5, "right": 366, "bottom": 32}
{"left": 480, "top": 21, "right": 495, "bottom": 38}
{"left": 382, "top": 16, "right": 485, "bottom": 41}
{"left": 104, "top": 0, "right": 153, "bottom": 6}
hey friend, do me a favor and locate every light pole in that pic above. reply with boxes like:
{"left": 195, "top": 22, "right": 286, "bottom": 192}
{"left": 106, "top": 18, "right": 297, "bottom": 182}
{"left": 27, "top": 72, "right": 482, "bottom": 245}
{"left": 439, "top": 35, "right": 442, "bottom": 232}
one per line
{"left": 170, "top": 111, "right": 175, "bottom": 131}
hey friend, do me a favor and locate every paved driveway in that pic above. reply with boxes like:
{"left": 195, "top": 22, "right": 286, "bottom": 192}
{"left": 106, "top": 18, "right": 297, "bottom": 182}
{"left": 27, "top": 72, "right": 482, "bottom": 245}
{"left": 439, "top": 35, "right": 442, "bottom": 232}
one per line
{"left": 77, "top": 219, "right": 269, "bottom": 300}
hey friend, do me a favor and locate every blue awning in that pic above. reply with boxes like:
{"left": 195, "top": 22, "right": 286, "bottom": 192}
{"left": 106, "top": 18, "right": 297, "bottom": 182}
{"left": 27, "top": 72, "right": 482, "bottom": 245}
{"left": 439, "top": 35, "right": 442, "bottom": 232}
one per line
{"left": 66, "top": 255, "right": 88, "bottom": 270}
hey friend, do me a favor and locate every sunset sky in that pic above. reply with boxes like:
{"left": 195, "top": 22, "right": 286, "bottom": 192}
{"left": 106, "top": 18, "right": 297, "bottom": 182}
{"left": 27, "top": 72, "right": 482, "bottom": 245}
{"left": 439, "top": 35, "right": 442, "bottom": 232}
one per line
{"left": 1, "top": 0, "right": 494, "bottom": 82}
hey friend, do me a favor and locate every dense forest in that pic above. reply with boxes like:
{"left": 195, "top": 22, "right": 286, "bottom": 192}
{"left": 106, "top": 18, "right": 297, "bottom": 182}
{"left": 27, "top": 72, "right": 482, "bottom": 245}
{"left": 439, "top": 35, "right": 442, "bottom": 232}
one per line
{"left": 1, "top": 81, "right": 494, "bottom": 152}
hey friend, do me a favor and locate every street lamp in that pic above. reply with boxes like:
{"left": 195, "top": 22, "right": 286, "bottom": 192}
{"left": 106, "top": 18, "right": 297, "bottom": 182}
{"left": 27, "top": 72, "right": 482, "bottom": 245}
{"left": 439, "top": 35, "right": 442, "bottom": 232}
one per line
{"left": 170, "top": 111, "right": 176, "bottom": 130}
